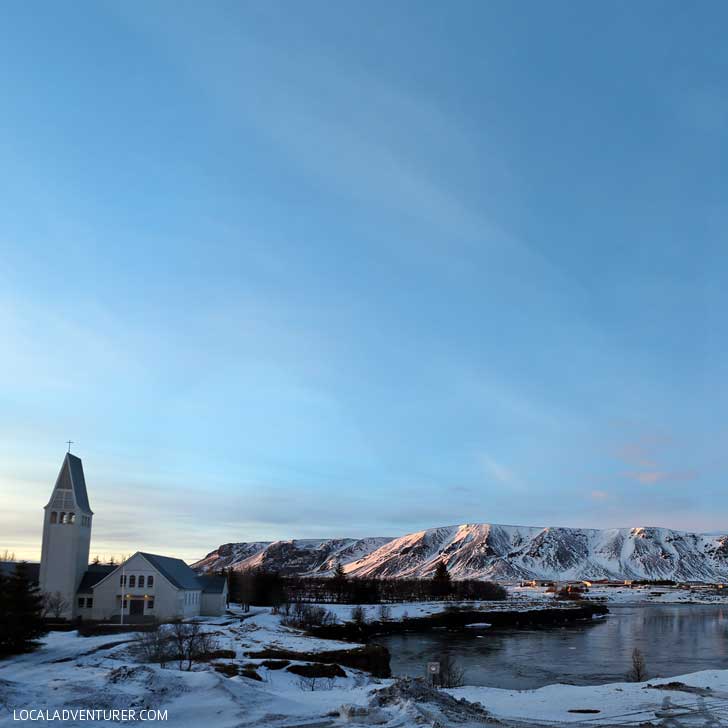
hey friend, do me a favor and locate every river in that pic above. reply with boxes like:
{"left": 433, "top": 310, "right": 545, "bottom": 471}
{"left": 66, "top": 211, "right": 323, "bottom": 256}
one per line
{"left": 377, "top": 604, "right": 728, "bottom": 688}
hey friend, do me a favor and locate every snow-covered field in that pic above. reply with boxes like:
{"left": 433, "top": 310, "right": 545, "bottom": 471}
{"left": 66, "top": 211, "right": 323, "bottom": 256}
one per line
{"left": 3, "top": 604, "right": 728, "bottom": 726}
{"left": 452, "top": 671, "right": 728, "bottom": 725}
{"left": 510, "top": 583, "right": 728, "bottom": 605}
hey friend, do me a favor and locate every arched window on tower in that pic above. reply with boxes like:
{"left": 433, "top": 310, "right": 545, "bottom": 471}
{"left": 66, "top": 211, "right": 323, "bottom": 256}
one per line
{"left": 50, "top": 512, "right": 58, "bottom": 524}
{"left": 59, "top": 512, "right": 66, "bottom": 524}
{"left": 69, "top": 512, "right": 75, "bottom": 524}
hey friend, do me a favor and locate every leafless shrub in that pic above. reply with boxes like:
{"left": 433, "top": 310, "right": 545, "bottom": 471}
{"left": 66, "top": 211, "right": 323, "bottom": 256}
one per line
{"left": 281, "top": 603, "right": 337, "bottom": 630}
{"left": 296, "top": 676, "right": 336, "bottom": 691}
{"left": 433, "top": 653, "right": 466, "bottom": 688}
{"left": 169, "top": 621, "right": 220, "bottom": 671}
{"left": 135, "top": 624, "right": 174, "bottom": 668}
{"left": 41, "top": 591, "right": 69, "bottom": 619}
{"left": 628, "top": 648, "right": 648, "bottom": 682}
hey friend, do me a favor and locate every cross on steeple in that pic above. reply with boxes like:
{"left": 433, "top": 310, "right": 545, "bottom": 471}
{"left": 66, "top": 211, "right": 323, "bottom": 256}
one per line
{"left": 66, "top": 440, "right": 74, "bottom": 453}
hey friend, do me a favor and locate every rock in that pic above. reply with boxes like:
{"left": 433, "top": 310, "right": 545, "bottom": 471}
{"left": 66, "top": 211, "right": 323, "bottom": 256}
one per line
{"left": 339, "top": 704, "right": 387, "bottom": 724}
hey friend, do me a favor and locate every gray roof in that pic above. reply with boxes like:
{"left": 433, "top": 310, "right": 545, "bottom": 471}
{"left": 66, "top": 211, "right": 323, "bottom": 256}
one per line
{"left": 47, "top": 453, "right": 93, "bottom": 514}
{"left": 77, "top": 564, "right": 116, "bottom": 593}
{"left": 0, "top": 561, "right": 40, "bottom": 584}
{"left": 197, "top": 574, "right": 227, "bottom": 594}
{"left": 139, "top": 553, "right": 202, "bottom": 590}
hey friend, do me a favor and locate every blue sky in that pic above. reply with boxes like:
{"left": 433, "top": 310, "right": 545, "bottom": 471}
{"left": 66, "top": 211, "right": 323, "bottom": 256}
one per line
{"left": 2, "top": 2, "right": 728, "bottom": 561}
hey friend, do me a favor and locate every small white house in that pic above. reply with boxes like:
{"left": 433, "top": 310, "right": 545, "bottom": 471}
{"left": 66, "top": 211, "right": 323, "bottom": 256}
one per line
{"left": 33, "top": 453, "right": 227, "bottom": 621}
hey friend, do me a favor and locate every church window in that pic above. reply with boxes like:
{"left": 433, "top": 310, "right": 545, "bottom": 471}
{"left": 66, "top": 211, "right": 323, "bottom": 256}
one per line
{"left": 78, "top": 597, "right": 84, "bottom": 608}
{"left": 69, "top": 512, "right": 75, "bottom": 524}
{"left": 86, "top": 598, "right": 93, "bottom": 608}
{"left": 138, "top": 575, "right": 145, "bottom": 588}
{"left": 59, "top": 512, "right": 66, "bottom": 524}
{"left": 147, "top": 575, "right": 154, "bottom": 587}
{"left": 120, "top": 574, "right": 126, "bottom": 587}
{"left": 129, "top": 575, "right": 136, "bottom": 588}
{"left": 122, "top": 599, "right": 127, "bottom": 609}
{"left": 50, "top": 512, "right": 58, "bottom": 524}
{"left": 147, "top": 599, "right": 154, "bottom": 609}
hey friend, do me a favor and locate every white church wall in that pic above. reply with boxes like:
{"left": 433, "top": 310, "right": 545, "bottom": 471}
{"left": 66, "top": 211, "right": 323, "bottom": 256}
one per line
{"left": 201, "top": 589, "right": 226, "bottom": 616}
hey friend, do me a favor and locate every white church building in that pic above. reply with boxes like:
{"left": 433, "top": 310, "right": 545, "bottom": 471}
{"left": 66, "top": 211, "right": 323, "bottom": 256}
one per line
{"left": 35, "top": 452, "right": 227, "bottom": 621}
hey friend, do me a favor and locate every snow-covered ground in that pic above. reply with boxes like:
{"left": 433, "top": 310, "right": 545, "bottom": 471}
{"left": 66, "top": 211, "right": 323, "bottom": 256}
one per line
{"left": 3, "top": 604, "right": 728, "bottom": 726}
{"left": 451, "top": 670, "right": 728, "bottom": 725}
{"left": 510, "top": 583, "right": 728, "bottom": 605}
{"left": 0, "top": 609, "right": 377, "bottom": 728}
{"left": 322, "top": 597, "right": 557, "bottom": 622}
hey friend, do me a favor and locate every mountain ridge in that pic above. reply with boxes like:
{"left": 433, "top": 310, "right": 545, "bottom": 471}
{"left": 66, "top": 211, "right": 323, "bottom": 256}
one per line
{"left": 193, "top": 522, "right": 728, "bottom": 582}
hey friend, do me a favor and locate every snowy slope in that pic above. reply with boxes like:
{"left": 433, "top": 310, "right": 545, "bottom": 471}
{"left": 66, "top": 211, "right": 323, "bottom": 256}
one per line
{"left": 193, "top": 536, "right": 393, "bottom": 576}
{"left": 194, "top": 524, "right": 728, "bottom": 582}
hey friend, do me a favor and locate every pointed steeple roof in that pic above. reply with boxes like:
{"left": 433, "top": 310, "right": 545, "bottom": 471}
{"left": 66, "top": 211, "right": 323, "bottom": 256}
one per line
{"left": 46, "top": 453, "right": 93, "bottom": 514}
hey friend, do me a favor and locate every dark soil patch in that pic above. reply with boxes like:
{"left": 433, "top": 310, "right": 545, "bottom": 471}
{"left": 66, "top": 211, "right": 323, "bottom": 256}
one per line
{"left": 205, "top": 648, "right": 236, "bottom": 660}
{"left": 261, "top": 659, "right": 290, "bottom": 670}
{"left": 287, "top": 662, "right": 346, "bottom": 678}
{"left": 240, "top": 667, "right": 263, "bottom": 681}
{"left": 248, "top": 643, "right": 390, "bottom": 678}
{"left": 213, "top": 663, "right": 239, "bottom": 678}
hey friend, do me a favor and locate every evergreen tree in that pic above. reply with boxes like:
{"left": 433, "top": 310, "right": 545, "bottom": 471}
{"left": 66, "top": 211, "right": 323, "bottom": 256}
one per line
{"left": 331, "top": 563, "right": 348, "bottom": 601}
{"left": 0, "top": 562, "right": 47, "bottom": 656}
{"left": 431, "top": 561, "right": 453, "bottom": 598}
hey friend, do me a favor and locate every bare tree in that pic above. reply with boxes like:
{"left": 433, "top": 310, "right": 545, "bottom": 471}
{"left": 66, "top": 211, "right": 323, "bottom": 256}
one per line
{"left": 628, "top": 648, "right": 648, "bottom": 682}
{"left": 437, "top": 653, "right": 466, "bottom": 688}
{"left": 0, "top": 550, "right": 16, "bottom": 562}
{"left": 42, "top": 591, "right": 69, "bottom": 619}
{"left": 351, "top": 605, "right": 367, "bottom": 626}
{"left": 136, "top": 624, "right": 174, "bottom": 668}
{"left": 297, "top": 676, "right": 319, "bottom": 691}
{"left": 169, "top": 621, "right": 219, "bottom": 671}
{"left": 296, "top": 676, "right": 336, "bottom": 691}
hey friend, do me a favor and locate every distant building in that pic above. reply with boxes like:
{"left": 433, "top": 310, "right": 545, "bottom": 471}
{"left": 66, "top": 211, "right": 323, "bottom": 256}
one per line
{"left": 8, "top": 453, "right": 228, "bottom": 621}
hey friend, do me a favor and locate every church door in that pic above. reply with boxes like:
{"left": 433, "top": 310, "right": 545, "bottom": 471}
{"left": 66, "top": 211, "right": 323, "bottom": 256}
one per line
{"left": 129, "top": 599, "right": 145, "bottom": 617}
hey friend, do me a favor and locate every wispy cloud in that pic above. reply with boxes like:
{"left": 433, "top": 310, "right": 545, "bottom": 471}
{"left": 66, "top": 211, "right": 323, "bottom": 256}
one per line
{"left": 614, "top": 434, "right": 699, "bottom": 486}
{"left": 628, "top": 469, "right": 699, "bottom": 486}
{"left": 481, "top": 455, "right": 518, "bottom": 486}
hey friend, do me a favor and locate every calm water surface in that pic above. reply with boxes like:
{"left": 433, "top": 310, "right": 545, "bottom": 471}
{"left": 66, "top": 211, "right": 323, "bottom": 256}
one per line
{"left": 377, "top": 605, "right": 728, "bottom": 689}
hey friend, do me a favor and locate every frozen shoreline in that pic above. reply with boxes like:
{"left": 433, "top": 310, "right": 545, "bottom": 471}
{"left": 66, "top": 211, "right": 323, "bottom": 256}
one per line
{"left": 2, "top": 601, "right": 728, "bottom": 727}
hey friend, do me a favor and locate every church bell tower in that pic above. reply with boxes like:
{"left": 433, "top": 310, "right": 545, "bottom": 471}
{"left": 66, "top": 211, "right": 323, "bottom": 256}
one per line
{"left": 39, "top": 453, "right": 93, "bottom": 617}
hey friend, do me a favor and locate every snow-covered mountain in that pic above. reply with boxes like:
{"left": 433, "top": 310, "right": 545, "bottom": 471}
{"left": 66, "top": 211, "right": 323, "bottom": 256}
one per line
{"left": 193, "top": 524, "right": 728, "bottom": 582}
{"left": 192, "top": 537, "right": 393, "bottom": 576}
